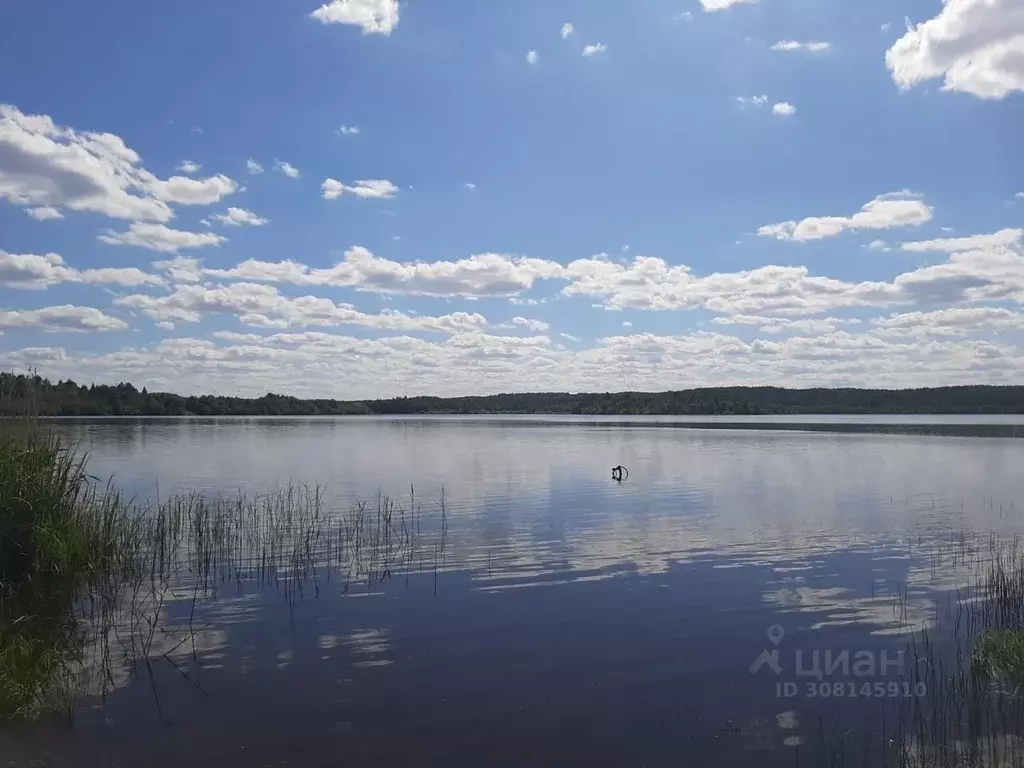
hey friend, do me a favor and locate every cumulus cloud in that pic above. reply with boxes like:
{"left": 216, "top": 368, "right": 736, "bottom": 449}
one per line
{"left": 773, "top": 102, "right": 797, "bottom": 116}
{"left": 562, "top": 23, "right": 574, "bottom": 38}
{"left": 712, "top": 315, "right": 862, "bottom": 335}
{"left": 152, "top": 256, "right": 203, "bottom": 284}
{"left": 12, "top": 322, "right": 1024, "bottom": 400}
{"left": 115, "top": 281, "right": 488, "bottom": 334}
{"left": 892, "top": 230, "right": 1024, "bottom": 304}
{"left": 497, "top": 316, "right": 550, "bottom": 332}
{"left": 900, "top": 229, "right": 1023, "bottom": 253}
{"left": 0, "top": 250, "right": 163, "bottom": 289}
{"left": 886, "top": 0, "right": 1024, "bottom": 99}
{"left": 560, "top": 256, "right": 901, "bottom": 315}
{"left": 203, "top": 246, "right": 564, "bottom": 297}
{"left": 210, "top": 207, "right": 268, "bottom": 227}
{"left": 177, "top": 160, "right": 201, "bottom": 174}
{"left": 337, "top": 125, "right": 360, "bottom": 136}
{"left": 526, "top": 50, "right": 539, "bottom": 65}
{"left": 0, "top": 104, "right": 241, "bottom": 225}
{"left": 321, "top": 178, "right": 398, "bottom": 200}
{"left": 26, "top": 206, "right": 63, "bottom": 221}
{"left": 0, "top": 104, "right": 173, "bottom": 222}
{"left": 759, "top": 194, "right": 933, "bottom": 241}
{"left": 0, "top": 305, "right": 128, "bottom": 332}
{"left": 98, "top": 222, "right": 227, "bottom": 253}
{"left": 701, "top": 0, "right": 757, "bottom": 11}
{"left": 771, "top": 41, "right": 831, "bottom": 52}
{"left": 275, "top": 160, "right": 300, "bottom": 179}
{"left": 247, "top": 159, "right": 264, "bottom": 175}
{"left": 147, "top": 174, "right": 238, "bottom": 206}
{"left": 582, "top": 43, "right": 608, "bottom": 57}
{"left": 874, "top": 307, "right": 1024, "bottom": 337}
{"left": 310, "top": 0, "right": 399, "bottom": 35}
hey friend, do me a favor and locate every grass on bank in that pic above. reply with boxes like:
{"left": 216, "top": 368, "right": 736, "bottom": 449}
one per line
{"left": 0, "top": 422, "right": 442, "bottom": 722}
{"left": 0, "top": 424, "right": 131, "bottom": 719}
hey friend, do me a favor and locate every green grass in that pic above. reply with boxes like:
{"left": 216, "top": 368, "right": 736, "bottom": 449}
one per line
{"left": 973, "top": 630, "right": 1024, "bottom": 687}
{"left": 0, "top": 421, "right": 443, "bottom": 721}
{"left": 0, "top": 423, "right": 133, "bottom": 719}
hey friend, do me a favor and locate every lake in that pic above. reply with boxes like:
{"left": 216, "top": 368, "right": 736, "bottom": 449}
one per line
{"left": 5, "top": 415, "right": 1024, "bottom": 767}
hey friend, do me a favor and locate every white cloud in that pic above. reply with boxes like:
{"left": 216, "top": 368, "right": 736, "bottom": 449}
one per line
{"left": 759, "top": 194, "right": 933, "bottom": 241}
{"left": 0, "top": 305, "right": 128, "bottom": 332}
{"left": 622, "top": 321, "right": 633, "bottom": 328}
{"left": 771, "top": 41, "right": 831, "bottom": 52}
{"left": 337, "top": 125, "right": 360, "bottom": 136}
{"left": 0, "top": 104, "right": 173, "bottom": 222}
{"left": 712, "top": 315, "right": 862, "bottom": 335}
{"left": 701, "top": 0, "right": 757, "bottom": 11}
{"left": 892, "top": 230, "right": 1024, "bottom": 304}
{"left": 560, "top": 255, "right": 901, "bottom": 315}
{"left": 0, "top": 250, "right": 163, "bottom": 289}
{"left": 247, "top": 159, "right": 264, "bottom": 175}
{"left": 177, "top": 160, "right": 201, "bottom": 174}
{"left": 874, "top": 307, "right": 1024, "bottom": 337}
{"left": 464, "top": 182, "right": 476, "bottom": 191}
{"left": 900, "top": 229, "right": 1023, "bottom": 253}
{"left": 210, "top": 207, "right": 269, "bottom": 227}
{"left": 561, "top": 23, "right": 574, "bottom": 38}
{"left": 99, "top": 222, "right": 227, "bottom": 253}
{"left": 26, "top": 206, "right": 63, "bottom": 221}
{"left": 526, "top": 50, "right": 539, "bottom": 65}
{"left": 505, "top": 316, "right": 550, "bottom": 332}
{"left": 881, "top": 22, "right": 892, "bottom": 33}
{"left": 773, "top": 102, "right": 797, "bottom": 116}
{"left": 886, "top": 0, "right": 1024, "bottom": 99}
{"left": 770, "top": 40, "right": 827, "bottom": 52}
{"left": 321, "top": 178, "right": 398, "bottom": 199}
{"left": 15, "top": 321, "right": 1024, "bottom": 399}
{"left": 583, "top": 43, "right": 608, "bottom": 57}
{"left": 1016, "top": 192, "right": 1024, "bottom": 199}
{"left": 736, "top": 95, "right": 769, "bottom": 109}
{"left": 275, "top": 160, "right": 300, "bottom": 179}
{"left": 866, "top": 240, "right": 891, "bottom": 252}
{"left": 204, "top": 246, "right": 564, "bottom": 297}
{"left": 675, "top": 12, "right": 694, "bottom": 22}
{"left": 147, "top": 173, "right": 238, "bottom": 205}
{"left": 115, "top": 281, "right": 488, "bottom": 334}
{"left": 310, "top": 0, "right": 399, "bottom": 35}
{"left": 152, "top": 256, "right": 203, "bottom": 284}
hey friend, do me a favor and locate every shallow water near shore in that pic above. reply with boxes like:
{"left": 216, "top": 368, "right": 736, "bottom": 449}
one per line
{"left": 5, "top": 415, "right": 1024, "bottom": 766}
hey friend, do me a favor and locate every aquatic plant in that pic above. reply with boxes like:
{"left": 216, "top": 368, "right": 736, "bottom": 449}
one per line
{"left": 0, "top": 422, "right": 449, "bottom": 721}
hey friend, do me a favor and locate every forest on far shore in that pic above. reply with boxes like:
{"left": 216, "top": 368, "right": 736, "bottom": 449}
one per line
{"left": 2, "top": 372, "right": 1023, "bottom": 416}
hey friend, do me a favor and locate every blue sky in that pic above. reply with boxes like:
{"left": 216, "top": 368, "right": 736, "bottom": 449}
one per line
{"left": 1, "top": 0, "right": 1022, "bottom": 398}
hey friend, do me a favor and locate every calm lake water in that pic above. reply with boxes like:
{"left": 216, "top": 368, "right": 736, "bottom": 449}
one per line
{"left": 6, "top": 415, "right": 1024, "bottom": 767}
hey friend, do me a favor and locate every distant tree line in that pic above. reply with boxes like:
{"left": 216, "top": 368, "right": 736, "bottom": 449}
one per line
{"left": 2, "top": 372, "right": 1023, "bottom": 417}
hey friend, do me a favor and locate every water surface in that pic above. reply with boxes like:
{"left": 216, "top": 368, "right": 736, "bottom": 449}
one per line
{"left": 6, "top": 416, "right": 1024, "bottom": 766}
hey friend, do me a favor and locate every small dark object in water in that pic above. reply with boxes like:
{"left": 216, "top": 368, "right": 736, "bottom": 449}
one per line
{"left": 612, "top": 465, "right": 629, "bottom": 482}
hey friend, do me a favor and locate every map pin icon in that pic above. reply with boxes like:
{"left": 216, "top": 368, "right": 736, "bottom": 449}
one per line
{"left": 767, "top": 624, "right": 785, "bottom": 646}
